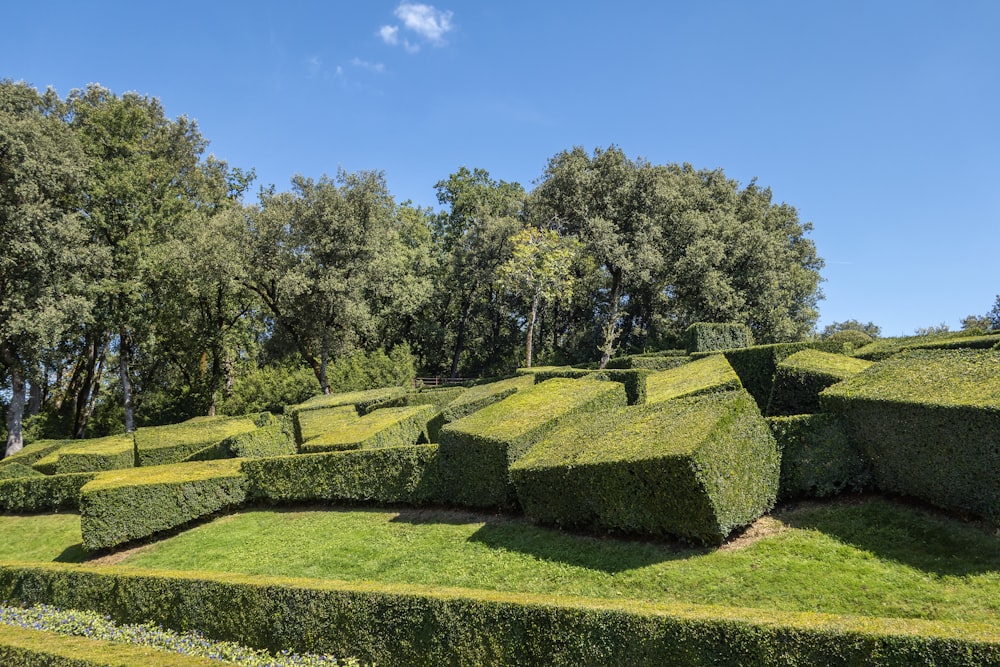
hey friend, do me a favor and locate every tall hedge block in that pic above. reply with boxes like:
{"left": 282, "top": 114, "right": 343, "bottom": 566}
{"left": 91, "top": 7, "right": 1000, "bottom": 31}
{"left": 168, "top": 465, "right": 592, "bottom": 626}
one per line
{"left": 531, "top": 368, "right": 651, "bottom": 405}
{"left": 645, "top": 354, "right": 742, "bottom": 405}
{"left": 286, "top": 387, "right": 406, "bottom": 416}
{"left": 766, "top": 349, "right": 873, "bottom": 416}
{"left": 79, "top": 459, "right": 247, "bottom": 551}
{"left": 852, "top": 332, "right": 1000, "bottom": 362}
{"left": 682, "top": 322, "right": 753, "bottom": 353}
{"left": 32, "top": 434, "right": 135, "bottom": 474}
{"left": 767, "top": 414, "right": 871, "bottom": 500}
{"left": 441, "top": 375, "right": 535, "bottom": 423}
{"left": 0, "top": 472, "right": 99, "bottom": 512}
{"left": 510, "top": 390, "right": 779, "bottom": 544}
{"left": 0, "top": 463, "right": 45, "bottom": 480}
{"left": 821, "top": 350, "right": 1000, "bottom": 520}
{"left": 298, "top": 405, "right": 435, "bottom": 453}
{"left": 0, "top": 439, "right": 72, "bottom": 471}
{"left": 243, "top": 444, "right": 444, "bottom": 505}
{"left": 134, "top": 416, "right": 259, "bottom": 467}
{"left": 438, "top": 378, "right": 628, "bottom": 508}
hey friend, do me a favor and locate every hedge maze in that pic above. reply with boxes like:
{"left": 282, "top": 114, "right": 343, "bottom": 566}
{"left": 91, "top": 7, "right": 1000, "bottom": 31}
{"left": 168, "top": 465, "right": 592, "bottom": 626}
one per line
{"left": 2, "top": 326, "right": 1000, "bottom": 664}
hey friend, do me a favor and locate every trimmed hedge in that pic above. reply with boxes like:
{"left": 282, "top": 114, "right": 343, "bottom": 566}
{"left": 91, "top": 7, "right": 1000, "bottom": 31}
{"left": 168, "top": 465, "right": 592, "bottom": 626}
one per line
{"left": 0, "top": 472, "right": 99, "bottom": 513}
{"left": 605, "top": 355, "right": 691, "bottom": 371}
{"left": 765, "top": 349, "right": 873, "bottom": 416}
{"left": 645, "top": 354, "right": 742, "bottom": 405}
{"left": 294, "top": 405, "right": 358, "bottom": 445}
{"left": 243, "top": 444, "right": 444, "bottom": 506}
{"left": 852, "top": 332, "right": 1000, "bottom": 362}
{"left": 286, "top": 387, "right": 407, "bottom": 416}
{"left": 79, "top": 459, "right": 247, "bottom": 551}
{"left": 532, "top": 368, "right": 652, "bottom": 405}
{"left": 298, "top": 405, "right": 435, "bottom": 454}
{"left": 0, "top": 624, "right": 220, "bottom": 667}
{"left": 511, "top": 390, "right": 779, "bottom": 544}
{"left": 369, "top": 387, "right": 467, "bottom": 441}
{"left": 134, "top": 415, "right": 259, "bottom": 467}
{"left": 820, "top": 349, "right": 1000, "bottom": 520}
{"left": 767, "top": 414, "right": 871, "bottom": 500}
{"left": 0, "top": 439, "right": 73, "bottom": 471}
{"left": 32, "top": 434, "right": 135, "bottom": 474}
{"left": 438, "top": 378, "right": 628, "bottom": 508}
{"left": 441, "top": 375, "right": 535, "bottom": 423}
{"left": 2, "top": 563, "right": 999, "bottom": 667}
{"left": 0, "top": 463, "right": 45, "bottom": 480}
{"left": 682, "top": 322, "right": 753, "bottom": 353}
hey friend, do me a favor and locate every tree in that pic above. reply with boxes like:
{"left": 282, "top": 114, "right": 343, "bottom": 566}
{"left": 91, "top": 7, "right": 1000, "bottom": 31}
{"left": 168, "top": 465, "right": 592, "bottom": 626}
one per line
{"left": 821, "top": 319, "right": 881, "bottom": 339}
{"left": 497, "top": 227, "right": 579, "bottom": 367}
{"left": 961, "top": 295, "right": 1000, "bottom": 332}
{"left": 0, "top": 81, "right": 90, "bottom": 456}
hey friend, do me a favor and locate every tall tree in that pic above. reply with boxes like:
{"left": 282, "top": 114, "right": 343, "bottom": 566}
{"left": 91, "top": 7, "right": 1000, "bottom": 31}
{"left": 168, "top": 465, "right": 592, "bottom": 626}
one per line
{"left": 0, "top": 81, "right": 90, "bottom": 456}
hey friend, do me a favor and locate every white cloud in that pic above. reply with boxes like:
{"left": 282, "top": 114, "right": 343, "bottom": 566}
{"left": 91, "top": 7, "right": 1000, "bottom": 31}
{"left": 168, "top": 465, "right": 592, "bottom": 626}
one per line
{"left": 350, "top": 57, "right": 386, "bottom": 74}
{"left": 380, "top": 2, "right": 454, "bottom": 52}
{"left": 306, "top": 56, "right": 323, "bottom": 76}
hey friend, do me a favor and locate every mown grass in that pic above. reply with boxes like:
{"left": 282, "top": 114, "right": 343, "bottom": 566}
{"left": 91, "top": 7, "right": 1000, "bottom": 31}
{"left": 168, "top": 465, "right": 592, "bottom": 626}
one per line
{"left": 3, "top": 497, "right": 999, "bottom": 624}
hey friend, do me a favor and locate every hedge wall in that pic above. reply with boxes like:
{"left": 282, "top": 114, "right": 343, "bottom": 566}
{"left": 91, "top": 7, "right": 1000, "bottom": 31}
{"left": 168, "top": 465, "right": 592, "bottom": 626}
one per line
{"left": 511, "top": 390, "right": 779, "bottom": 544}
{"left": 438, "top": 378, "right": 628, "bottom": 508}
{"left": 644, "top": 354, "right": 742, "bottom": 405}
{"left": 442, "top": 375, "right": 535, "bottom": 423}
{"left": 294, "top": 404, "right": 358, "bottom": 445}
{"left": 531, "top": 368, "right": 652, "bottom": 405}
{"left": 820, "top": 349, "right": 1000, "bottom": 520}
{"left": 604, "top": 355, "right": 691, "bottom": 371}
{"left": 298, "top": 405, "right": 435, "bottom": 454}
{"left": 852, "top": 332, "right": 1000, "bottom": 362}
{"left": 286, "top": 387, "right": 407, "bottom": 416}
{"left": 767, "top": 414, "right": 871, "bottom": 500}
{"left": 0, "top": 463, "right": 44, "bottom": 481}
{"left": 79, "top": 459, "right": 247, "bottom": 552}
{"left": 0, "top": 439, "right": 72, "bottom": 471}
{"left": 682, "top": 322, "right": 753, "bottom": 354}
{"left": 765, "top": 349, "right": 873, "bottom": 416}
{"left": 2, "top": 563, "right": 998, "bottom": 667}
{"left": 134, "top": 416, "right": 259, "bottom": 467}
{"left": 243, "top": 444, "right": 444, "bottom": 506}
{"left": 32, "top": 434, "right": 135, "bottom": 475}
{"left": 0, "top": 472, "right": 99, "bottom": 513}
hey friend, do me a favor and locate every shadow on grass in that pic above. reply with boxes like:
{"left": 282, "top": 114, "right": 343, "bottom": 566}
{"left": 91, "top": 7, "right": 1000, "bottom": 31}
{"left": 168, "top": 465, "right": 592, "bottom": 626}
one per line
{"left": 778, "top": 495, "right": 1000, "bottom": 577}
{"left": 53, "top": 544, "right": 89, "bottom": 563}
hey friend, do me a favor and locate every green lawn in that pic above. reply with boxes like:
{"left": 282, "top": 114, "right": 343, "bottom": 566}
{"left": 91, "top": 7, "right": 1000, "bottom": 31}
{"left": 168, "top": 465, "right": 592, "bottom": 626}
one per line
{"left": 3, "top": 497, "right": 999, "bottom": 625}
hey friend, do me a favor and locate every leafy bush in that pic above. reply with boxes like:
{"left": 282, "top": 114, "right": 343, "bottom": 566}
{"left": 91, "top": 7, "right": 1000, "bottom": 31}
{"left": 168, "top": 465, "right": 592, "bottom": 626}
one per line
{"left": 826, "top": 329, "right": 874, "bottom": 348}
{"left": 0, "top": 463, "right": 44, "bottom": 480}
{"left": 441, "top": 375, "right": 535, "bottom": 423}
{"left": 79, "top": 460, "right": 247, "bottom": 551}
{"left": 287, "top": 387, "right": 407, "bottom": 417}
{"left": 220, "top": 363, "right": 318, "bottom": 416}
{"left": 511, "top": 390, "right": 779, "bottom": 544}
{"left": 3, "top": 563, "right": 997, "bottom": 666}
{"left": 438, "top": 378, "right": 628, "bottom": 508}
{"left": 243, "top": 445, "right": 444, "bottom": 506}
{"left": 767, "top": 414, "right": 871, "bottom": 500}
{"left": 604, "top": 355, "right": 690, "bottom": 371}
{"left": 682, "top": 322, "right": 753, "bottom": 353}
{"left": 0, "top": 472, "right": 99, "bottom": 512}
{"left": 224, "top": 421, "right": 296, "bottom": 459}
{"left": 852, "top": 331, "right": 1000, "bottom": 362}
{"left": 0, "top": 439, "right": 72, "bottom": 471}
{"left": 369, "top": 387, "right": 467, "bottom": 441}
{"left": 645, "top": 354, "right": 742, "bottom": 405}
{"left": 134, "top": 416, "right": 259, "bottom": 467}
{"left": 821, "top": 349, "right": 1000, "bottom": 520}
{"left": 531, "top": 368, "right": 652, "bottom": 405}
{"left": 32, "top": 434, "right": 135, "bottom": 474}
{"left": 298, "top": 405, "right": 435, "bottom": 454}
{"left": 765, "top": 349, "right": 873, "bottom": 416}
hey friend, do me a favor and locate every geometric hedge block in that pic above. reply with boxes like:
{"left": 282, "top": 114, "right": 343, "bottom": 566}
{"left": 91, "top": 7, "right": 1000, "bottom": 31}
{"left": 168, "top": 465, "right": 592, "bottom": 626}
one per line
{"left": 765, "top": 349, "right": 872, "bottom": 416}
{"left": 296, "top": 405, "right": 435, "bottom": 453}
{"left": 645, "top": 354, "right": 742, "bottom": 405}
{"left": 31, "top": 434, "right": 135, "bottom": 474}
{"left": 134, "top": 416, "right": 259, "bottom": 467}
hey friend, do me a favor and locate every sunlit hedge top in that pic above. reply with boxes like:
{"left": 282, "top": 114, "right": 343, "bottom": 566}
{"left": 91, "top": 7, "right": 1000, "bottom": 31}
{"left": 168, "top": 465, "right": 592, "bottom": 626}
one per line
{"left": 645, "top": 354, "right": 741, "bottom": 405}
{"left": 778, "top": 349, "right": 873, "bottom": 378}
{"left": 0, "top": 439, "right": 71, "bottom": 470}
{"left": 852, "top": 332, "right": 1000, "bottom": 361}
{"left": 286, "top": 387, "right": 406, "bottom": 415}
{"left": 32, "top": 434, "right": 134, "bottom": 473}
{"left": 83, "top": 459, "right": 245, "bottom": 493}
{"left": 822, "top": 349, "right": 1000, "bottom": 408}
{"left": 134, "top": 416, "right": 258, "bottom": 453}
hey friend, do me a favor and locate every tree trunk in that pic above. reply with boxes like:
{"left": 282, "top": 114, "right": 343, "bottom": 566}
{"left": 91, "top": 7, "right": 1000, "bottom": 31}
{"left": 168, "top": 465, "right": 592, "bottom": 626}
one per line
{"left": 449, "top": 295, "right": 475, "bottom": 379}
{"left": 207, "top": 347, "right": 221, "bottom": 416}
{"left": 119, "top": 328, "right": 135, "bottom": 433}
{"left": 27, "top": 365, "right": 42, "bottom": 417}
{"left": 2, "top": 344, "right": 26, "bottom": 458}
{"left": 76, "top": 346, "right": 106, "bottom": 439}
{"left": 598, "top": 270, "right": 624, "bottom": 369}
{"left": 74, "top": 335, "right": 100, "bottom": 436}
{"left": 526, "top": 293, "right": 540, "bottom": 368}
{"left": 224, "top": 353, "right": 234, "bottom": 400}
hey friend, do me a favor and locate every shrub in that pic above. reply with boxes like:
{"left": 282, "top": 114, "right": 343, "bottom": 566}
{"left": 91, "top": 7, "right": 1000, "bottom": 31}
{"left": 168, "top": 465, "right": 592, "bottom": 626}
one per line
{"left": 4, "top": 563, "right": 997, "bottom": 667}
{"left": 682, "top": 322, "right": 753, "bottom": 353}
{"left": 369, "top": 387, "right": 467, "bottom": 441}
{"left": 532, "top": 368, "right": 651, "bottom": 405}
{"left": 223, "top": 421, "right": 296, "bottom": 459}
{"left": 32, "top": 434, "right": 136, "bottom": 474}
{"left": 0, "top": 439, "right": 72, "bottom": 471}
{"left": 438, "top": 378, "right": 628, "bottom": 508}
{"left": 852, "top": 332, "right": 1000, "bottom": 362}
{"left": 511, "top": 390, "right": 778, "bottom": 544}
{"left": 286, "top": 387, "right": 407, "bottom": 417}
{"left": 604, "top": 355, "right": 691, "bottom": 371}
{"left": 0, "top": 472, "right": 99, "bottom": 512}
{"left": 298, "top": 405, "right": 435, "bottom": 454}
{"left": 826, "top": 329, "right": 874, "bottom": 348}
{"left": 134, "top": 416, "right": 259, "bottom": 467}
{"left": 765, "top": 349, "right": 873, "bottom": 416}
{"left": 79, "top": 459, "right": 247, "bottom": 551}
{"left": 220, "top": 363, "right": 320, "bottom": 416}
{"left": 243, "top": 444, "right": 444, "bottom": 505}
{"left": 441, "top": 375, "right": 535, "bottom": 423}
{"left": 645, "top": 354, "right": 742, "bottom": 405}
{"left": 0, "top": 463, "right": 44, "bottom": 481}
{"left": 767, "top": 414, "right": 872, "bottom": 500}
{"left": 821, "top": 349, "right": 1000, "bottom": 520}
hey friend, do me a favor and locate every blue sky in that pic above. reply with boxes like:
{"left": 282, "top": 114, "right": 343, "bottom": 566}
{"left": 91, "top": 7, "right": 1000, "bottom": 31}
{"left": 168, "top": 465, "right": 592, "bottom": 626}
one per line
{"left": 5, "top": 1, "right": 999, "bottom": 336}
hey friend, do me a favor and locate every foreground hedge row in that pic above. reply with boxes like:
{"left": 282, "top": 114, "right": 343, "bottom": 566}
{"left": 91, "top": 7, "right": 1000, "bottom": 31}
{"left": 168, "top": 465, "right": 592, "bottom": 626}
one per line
{"left": 1, "top": 563, "right": 997, "bottom": 666}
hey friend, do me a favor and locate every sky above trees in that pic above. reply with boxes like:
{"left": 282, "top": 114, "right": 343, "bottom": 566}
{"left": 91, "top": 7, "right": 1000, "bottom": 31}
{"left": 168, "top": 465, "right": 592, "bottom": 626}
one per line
{"left": 4, "top": 1, "right": 999, "bottom": 335}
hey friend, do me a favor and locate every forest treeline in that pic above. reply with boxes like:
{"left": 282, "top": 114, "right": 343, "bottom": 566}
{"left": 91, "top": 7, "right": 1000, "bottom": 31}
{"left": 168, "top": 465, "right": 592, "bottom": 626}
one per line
{"left": 1, "top": 81, "right": 826, "bottom": 454}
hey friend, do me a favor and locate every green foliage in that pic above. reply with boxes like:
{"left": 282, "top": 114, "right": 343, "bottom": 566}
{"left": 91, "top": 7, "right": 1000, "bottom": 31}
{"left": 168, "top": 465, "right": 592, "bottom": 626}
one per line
{"left": 438, "top": 378, "right": 628, "bottom": 507}
{"left": 0, "top": 463, "right": 44, "bottom": 480}
{"left": 441, "top": 375, "right": 535, "bottom": 423}
{"left": 134, "top": 415, "right": 259, "bottom": 467}
{"left": 767, "top": 414, "right": 872, "bottom": 500}
{"left": 0, "top": 439, "right": 72, "bottom": 471}
{"left": 243, "top": 445, "right": 444, "bottom": 506}
{"left": 298, "top": 405, "right": 435, "bottom": 454}
{"left": 766, "top": 349, "right": 873, "bottom": 416}
{"left": 79, "top": 459, "right": 247, "bottom": 551}
{"left": 821, "top": 350, "right": 1000, "bottom": 519}
{"left": 3, "top": 562, "right": 998, "bottom": 666}
{"left": 220, "top": 363, "right": 318, "bottom": 416}
{"left": 224, "top": 421, "right": 296, "bottom": 459}
{"left": 531, "top": 368, "right": 651, "bottom": 405}
{"left": 644, "top": 354, "right": 742, "bottom": 405}
{"left": 825, "top": 329, "right": 875, "bottom": 348}
{"left": 851, "top": 331, "right": 1000, "bottom": 361}
{"left": 511, "top": 390, "right": 779, "bottom": 544}
{"left": 0, "top": 472, "right": 98, "bottom": 512}
{"left": 32, "top": 434, "right": 135, "bottom": 474}
{"left": 287, "top": 387, "right": 406, "bottom": 417}
{"left": 682, "top": 322, "right": 754, "bottom": 353}
{"left": 821, "top": 319, "right": 881, "bottom": 339}
{"left": 373, "top": 387, "right": 467, "bottom": 441}
{"left": 604, "top": 354, "right": 690, "bottom": 370}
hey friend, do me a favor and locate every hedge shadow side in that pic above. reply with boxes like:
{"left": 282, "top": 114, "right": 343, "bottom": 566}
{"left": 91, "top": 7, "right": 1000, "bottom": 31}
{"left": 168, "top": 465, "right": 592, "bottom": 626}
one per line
{"left": 767, "top": 414, "right": 871, "bottom": 500}
{"left": 134, "top": 416, "right": 259, "bottom": 467}
{"left": 0, "top": 472, "right": 99, "bottom": 513}
{"left": 766, "top": 349, "right": 873, "bottom": 416}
